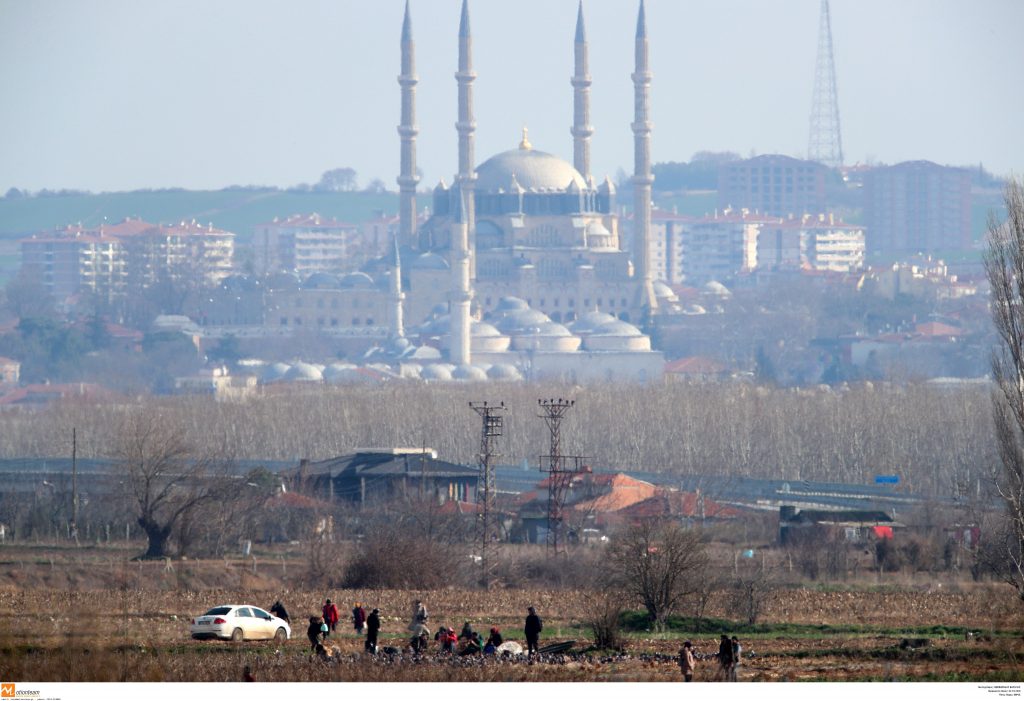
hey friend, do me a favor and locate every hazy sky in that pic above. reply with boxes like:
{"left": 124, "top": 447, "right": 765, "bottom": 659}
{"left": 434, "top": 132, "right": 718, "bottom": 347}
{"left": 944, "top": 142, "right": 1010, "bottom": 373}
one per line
{"left": 1, "top": 0, "right": 1021, "bottom": 193}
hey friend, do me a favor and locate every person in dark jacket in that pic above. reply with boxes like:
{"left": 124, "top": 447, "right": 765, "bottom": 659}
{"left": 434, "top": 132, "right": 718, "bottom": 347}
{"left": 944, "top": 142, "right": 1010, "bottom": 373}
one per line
{"left": 717, "top": 634, "right": 733, "bottom": 680}
{"left": 269, "top": 600, "right": 290, "bottom": 624}
{"left": 524, "top": 606, "right": 543, "bottom": 654}
{"left": 307, "top": 616, "right": 324, "bottom": 651}
{"left": 458, "top": 621, "right": 475, "bottom": 642}
{"left": 485, "top": 626, "right": 504, "bottom": 648}
{"left": 365, "top": 608, "right": 381, "bottom": 653}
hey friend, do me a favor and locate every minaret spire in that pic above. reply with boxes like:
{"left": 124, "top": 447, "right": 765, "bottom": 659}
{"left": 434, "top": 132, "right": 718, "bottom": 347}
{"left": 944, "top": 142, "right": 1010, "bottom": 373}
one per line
{"left": 449, "top": 189, "right": 473, "bottom": 366}
{"left": 390, "top": 233, "right": 405, "bottom": 340}
{"left": 397, "top": 0, "right": 420, "bottom": 248}
{"left": 571, "top": 0, "right": 593, "bottom": 181}
{"left": 455, "top": 0, "right": 477, "bottom": 288}
{"left": 632, "top": 0, "right": 657, "bottom": 314}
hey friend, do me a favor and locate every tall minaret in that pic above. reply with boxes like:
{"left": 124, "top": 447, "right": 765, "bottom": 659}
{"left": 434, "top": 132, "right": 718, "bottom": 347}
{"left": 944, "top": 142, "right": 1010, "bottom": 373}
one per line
{"left": 455, "top": 0, "right": 477, "bottom": 264}
{"left": 449, "top": 190, "right": 473, "bottom": 366}
{"left": 389, "top": 233, "right": 405, "bottom": 341}
{"left": 397, "top": 0, "right": 420, "bottom": 248}
{"left": 632, "top": 0, "right": 658, "bottom": 313}
{"left": 571, "top": 1, "right": 593, "bottom": 182}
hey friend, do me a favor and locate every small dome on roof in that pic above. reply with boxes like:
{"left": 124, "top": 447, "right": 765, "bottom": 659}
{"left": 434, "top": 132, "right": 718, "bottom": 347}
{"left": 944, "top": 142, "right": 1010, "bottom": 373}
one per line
{"left": 653, "top": 280, "right": 679, "bottom": 302}
{"left": 495, "top": 308, "right": 551, "bottom": 334}
{"left": 323, "top": 362, "right": 357, "bottom": 380}
{"left": 471, "top": 321, "right": 503, "bottom": 337}
{"left": 569, "top": 311, "right": 617, "bottom": 334}
{"left": 452, "top": 364, "right": 488, "bottom": 381}
{"left": 304, "top": 272, "right": 341, "bottom": 289}
{"left": 494, "top": 296, "right": 529, "bottom": 313}
{"left": 420, "top": 364, "right": 454, "bottom": 381}
{"left": 262, "top": 362, "right": 291, "bottom": 382}
{"left": 703, "top": 280, "right": 732, "bottom": 297}
{"left": 412, "top": 252, "right": 450, "bottom": 271}
{"left": 533, "top": 322, "right": 574, "bottom": 337}
{"left": 284, "top": 362, "right": 323, "bottom": 382}
{"left": 339, "top": 272, "right": 375, "bottom": 289}
{"left": 592, "top": 320, "right": 644, "bottom": 337}
{"left": 487, "top": 363, "right": 523, "bottom": 381}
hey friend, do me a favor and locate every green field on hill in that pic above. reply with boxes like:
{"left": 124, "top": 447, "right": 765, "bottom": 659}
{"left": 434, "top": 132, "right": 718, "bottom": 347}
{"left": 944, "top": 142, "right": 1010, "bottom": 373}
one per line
{"left": 0, "top": 189, "right": 400, "bottom": 242}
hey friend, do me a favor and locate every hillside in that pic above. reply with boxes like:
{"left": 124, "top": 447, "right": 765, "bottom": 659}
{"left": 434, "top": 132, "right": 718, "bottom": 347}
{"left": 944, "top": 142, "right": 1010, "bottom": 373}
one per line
{"left": 0, "top": 189, "right": 400, "bottom": 242}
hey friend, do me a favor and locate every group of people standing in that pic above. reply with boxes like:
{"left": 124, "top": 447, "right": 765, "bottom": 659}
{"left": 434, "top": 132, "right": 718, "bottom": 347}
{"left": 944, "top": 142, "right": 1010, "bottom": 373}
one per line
{"left": 677, "top": 635, "right": 742, "bottom": 682}
{"left": 406, "top": 599, "right": 540, "bottom": 657}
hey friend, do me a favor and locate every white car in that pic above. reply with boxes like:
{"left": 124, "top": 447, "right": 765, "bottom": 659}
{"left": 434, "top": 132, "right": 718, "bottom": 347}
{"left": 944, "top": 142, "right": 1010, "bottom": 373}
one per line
{"left": 190, "top": 604, "right": 291, "bottom": 643}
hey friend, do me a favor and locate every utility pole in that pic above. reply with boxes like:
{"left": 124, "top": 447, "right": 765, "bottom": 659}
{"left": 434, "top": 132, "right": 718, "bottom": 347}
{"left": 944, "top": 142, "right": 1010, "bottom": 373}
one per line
{"left": 71, "top": 427, "right": 79, "bottom": 546}
{"left": 470, "top": 401, "right": 504, "bottom": 589}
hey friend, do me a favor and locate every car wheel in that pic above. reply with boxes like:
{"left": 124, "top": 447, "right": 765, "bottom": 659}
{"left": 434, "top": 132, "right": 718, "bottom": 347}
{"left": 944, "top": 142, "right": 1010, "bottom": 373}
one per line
{"left": 231, "top": 628, "right": 244, "bottom": 642}
{"left": 274, "top": 627, "right": 287, "bottom": 645}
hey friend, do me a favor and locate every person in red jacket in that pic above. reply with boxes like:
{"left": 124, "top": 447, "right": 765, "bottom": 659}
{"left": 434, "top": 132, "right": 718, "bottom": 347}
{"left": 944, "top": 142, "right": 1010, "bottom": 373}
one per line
{"left": 322, "top": 598, "right": 340, "bottom": 636}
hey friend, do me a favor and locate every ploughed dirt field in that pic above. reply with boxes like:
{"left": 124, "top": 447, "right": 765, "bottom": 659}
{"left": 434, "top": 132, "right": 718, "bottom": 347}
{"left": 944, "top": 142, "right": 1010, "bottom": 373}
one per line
{"left": 1, "top": 577, "right": 1023, "bottom": 682}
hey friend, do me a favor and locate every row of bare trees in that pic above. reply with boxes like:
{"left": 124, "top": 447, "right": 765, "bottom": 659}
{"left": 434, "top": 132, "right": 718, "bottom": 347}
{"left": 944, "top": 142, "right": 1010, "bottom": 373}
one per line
{"left": 0, "top": 381, "right": 996, "bottom": 498}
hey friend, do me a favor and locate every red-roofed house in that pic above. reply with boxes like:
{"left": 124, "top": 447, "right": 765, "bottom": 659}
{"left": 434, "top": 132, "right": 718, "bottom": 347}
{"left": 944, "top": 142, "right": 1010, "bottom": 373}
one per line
{"left": 664, "top": 356, "right": 728, "bottom": 381}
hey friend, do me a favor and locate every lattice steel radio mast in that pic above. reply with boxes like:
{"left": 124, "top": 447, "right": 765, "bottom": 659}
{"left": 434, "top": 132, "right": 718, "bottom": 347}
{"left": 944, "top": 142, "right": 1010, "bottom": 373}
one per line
{"left": 538, "top": 398, "right": 586, "bottom": 554}
{"left": 808, "top": 0, "right": 843, "bottom": 169}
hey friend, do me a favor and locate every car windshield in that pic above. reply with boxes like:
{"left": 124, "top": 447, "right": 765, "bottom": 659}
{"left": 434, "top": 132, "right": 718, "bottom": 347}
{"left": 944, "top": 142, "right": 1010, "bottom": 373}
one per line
{"left": 203, "top": 607, "right": 232, "bottom": 616}
{"left": 252, "top": 608, "right": 270, "bottom": 619}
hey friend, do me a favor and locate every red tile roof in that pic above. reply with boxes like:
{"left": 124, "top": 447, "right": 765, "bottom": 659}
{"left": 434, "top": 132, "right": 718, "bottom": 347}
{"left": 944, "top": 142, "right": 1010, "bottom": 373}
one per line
{"left": 664, "top": 356, "right": 727, "bottom": 375}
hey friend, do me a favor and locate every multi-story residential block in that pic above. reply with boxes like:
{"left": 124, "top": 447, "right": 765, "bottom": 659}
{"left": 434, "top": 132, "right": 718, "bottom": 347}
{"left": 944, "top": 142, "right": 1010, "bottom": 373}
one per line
{"left": 20, "top": 217, "right": 235, "bottom": 302}
{"left": 650, "top": 210, "right": 693, "bottom": 285}
{"left": 758, "top": 214, "right": 865, "bottom": 273}
{"left": 718, "top": 154, "right": 828, "bottom": 217}
{"left": 253, "top": 213, "right": 359, "bottom": 276}
{"left": 862, "top": 160, "right": 971, "bottom": 254}
{"left": 678, "top": 209, "right": 774, "bottom": 285}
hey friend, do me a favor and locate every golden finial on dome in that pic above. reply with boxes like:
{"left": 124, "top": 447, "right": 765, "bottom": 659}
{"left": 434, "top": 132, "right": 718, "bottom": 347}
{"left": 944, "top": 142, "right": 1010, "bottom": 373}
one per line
{"left": 519, "top": 126, "right": 532, "bottom": 150}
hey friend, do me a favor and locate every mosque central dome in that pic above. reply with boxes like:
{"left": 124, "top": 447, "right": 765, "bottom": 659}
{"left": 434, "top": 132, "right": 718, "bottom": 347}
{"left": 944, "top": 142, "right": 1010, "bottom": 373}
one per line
{"left": 475, "top": 133, "right": 587, "bottom": 193}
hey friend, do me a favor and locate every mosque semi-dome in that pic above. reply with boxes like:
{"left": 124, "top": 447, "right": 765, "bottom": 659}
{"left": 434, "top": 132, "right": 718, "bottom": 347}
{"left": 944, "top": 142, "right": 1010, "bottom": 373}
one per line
{"left": 475, "top": 143, "right": 587, "bottom": 193}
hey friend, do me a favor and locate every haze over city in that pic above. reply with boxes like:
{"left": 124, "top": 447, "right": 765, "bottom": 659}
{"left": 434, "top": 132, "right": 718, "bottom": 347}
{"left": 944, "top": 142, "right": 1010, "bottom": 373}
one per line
{"left": 1, "top": 0, "right": 1022, "bottom": 193}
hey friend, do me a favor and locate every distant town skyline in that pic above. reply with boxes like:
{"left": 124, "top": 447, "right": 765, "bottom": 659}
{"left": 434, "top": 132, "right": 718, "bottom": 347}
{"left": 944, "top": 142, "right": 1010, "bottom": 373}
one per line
{"left": 0, "top": 0, "right": 1021, "bottom": 194}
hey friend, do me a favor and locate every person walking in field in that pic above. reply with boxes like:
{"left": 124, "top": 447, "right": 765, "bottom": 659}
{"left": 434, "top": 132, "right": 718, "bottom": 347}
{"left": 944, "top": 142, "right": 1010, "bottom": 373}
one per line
{"left": 307, "top": 616, "right": 324, "bottom": 651}
{"left": 409, "top": 599, "right": 428, "bottom": 630}
{"left": 352, "top": 602, "right": 367, "bottom": 634}
{"left": 365, "top": 607, "right": 381, "bottom": 653}
{"left": 322, "top": 599, "right": 339, "bottom": 636}
{"left": 678, "top": 640, "right": 696, "bottom": 682}
{"left": 729, "top": 636, "right": 742, "bottom": 681}
{"left": 524, "top": 606, "right": 543, "bottom": 655}
{"left": 717, "top": 634, "right": 733, "bottom": 681}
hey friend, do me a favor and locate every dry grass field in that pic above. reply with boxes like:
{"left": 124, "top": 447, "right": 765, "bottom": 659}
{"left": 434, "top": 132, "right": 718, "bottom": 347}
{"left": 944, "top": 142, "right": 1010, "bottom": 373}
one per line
{"left": 0, "top": 543, "right": 1022, "bottom": 683}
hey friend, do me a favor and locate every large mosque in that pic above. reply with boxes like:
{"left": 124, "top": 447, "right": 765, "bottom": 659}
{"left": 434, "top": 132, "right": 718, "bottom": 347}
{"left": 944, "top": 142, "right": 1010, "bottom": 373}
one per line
{"left": 240, "top": 1, "right": 667, "bottom": 384}
{"left": 383, "top": 0, "right": 666, "bottom": 381}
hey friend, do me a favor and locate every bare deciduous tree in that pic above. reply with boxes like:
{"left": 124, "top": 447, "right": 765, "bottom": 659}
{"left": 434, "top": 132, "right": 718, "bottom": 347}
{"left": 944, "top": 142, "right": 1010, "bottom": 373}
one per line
{"left": 606, "top": 521, "right": 708, "bottom": 628}
{"left": 112, "top": 409, "right": 230, "bottom": 559}
{"left": 985, "top": 178, "right": 1024, "bottom": 600}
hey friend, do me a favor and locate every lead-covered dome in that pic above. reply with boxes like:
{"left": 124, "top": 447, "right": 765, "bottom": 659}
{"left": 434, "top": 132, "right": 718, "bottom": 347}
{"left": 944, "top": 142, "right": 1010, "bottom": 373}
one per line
{"left": 475, "top": 145, "right": 587, "bottom": 193}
